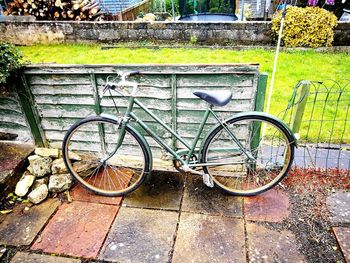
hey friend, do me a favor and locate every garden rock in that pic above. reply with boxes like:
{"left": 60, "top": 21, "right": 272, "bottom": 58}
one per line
{"left": 32, "top": 177, "right": 49, "bottom": 189}
{"left": 27, "top": 155, "right": 40, "bottom": 174}
{"left": 48, "top": 173, "right": 73, "bottom": 193}
{"left": 68, "top": 151, "right": 82, "bottom": 161}
{"left": 52, "top": 158, "right": 68, "bottom": 174}
{"left": 35, "top": 147, "right": 59, "bottom": 158}
{"left": 28, "top": 184, "right": 48, "bottom": 204}
{"left": 15, "top": 172, "right": 35, "bottom": 197}
{"left": 32, "top": 156, "right": 52, "bottom": 177}
{"left": 73, "top": 161, "right": 98, "bottom": 177}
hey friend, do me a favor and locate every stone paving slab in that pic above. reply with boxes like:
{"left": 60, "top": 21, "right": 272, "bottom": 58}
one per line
{"left": 32, "top": 201, "right": 119, "bottom": 259}
{"left": 172, "top": 212, "right": 245, "bottom": 263}
{"left": 327, "top": 191, "right": 350, "bottom": 224}
{"left": 70, "top": 184, "right": 122, "bottom": 205}
{"left": 333, "top": 227, "right": 350, "bottom": 262}
{"left": 0, "top": 198, "right": 59, "bottom": 246}
{"left": 244, "top": 189, "right": 290, "bottom": 222}
{"left": 246, "top": 222, "right": 305, "bottom": 262}
{"left": 10, "top": 251, "right": 81, "bottom": 263}
{"left": 123, "top": 172, "right": 184, "bottom": 211}
{"left": 182, "top": 176, "right": 243, "bottom": 217}
{"left": 99, "top": 207, "right": 178, "bottom": 263}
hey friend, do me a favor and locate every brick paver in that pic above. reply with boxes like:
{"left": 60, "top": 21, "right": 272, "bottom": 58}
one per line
{"left": 182, "top": 176, "right": 243, "bottom": 217}
{"left": 173, "top": 212, "right": 245, "bottom": 263}
{"left": 32, "top": 201, "right": 118, "bottom": 259}
{"left": 333, "top": 227, "right": 350, "bottom": 262}
{"left": 244, "top": 189, "right": 290, "bottom": 222}
{"left": 10, "top": 252, "right": 81, "bottom": 263}
{"left": 246, "top": 222, "right": 305, "bottom": 262}
{"left": 0, "top": 198, "right": 59, "bottom": 246}
{"left": 70, "top": 184, "right": 122, "bottom": 205}
{"left": 99, "top": 207, "right": 178, "bottom": 263}
{"left": 123, "top": 172, "right": 184, "bottom": 211}
{"left": 327, "top": 191, "right": 350, "bottom": 224}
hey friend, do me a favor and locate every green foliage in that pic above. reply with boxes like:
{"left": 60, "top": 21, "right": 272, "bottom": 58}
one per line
{"left": 0, "top": 43, "right": 23, "bottom": 87}
{"left": 189, "top": 35, "right": 198, "bottom": 44}
{"left": 182, "top": 0, "right": 235, "bottom": 15}
{"left": 272, "top": 7, "right": 338, "bottom": 48}
{"left": 297, "top": 0, "right": 350, "bottom": 19}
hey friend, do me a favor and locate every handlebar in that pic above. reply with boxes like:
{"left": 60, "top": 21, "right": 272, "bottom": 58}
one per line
{"left": 103, "top": 71, "right": 142, "bottom": 96}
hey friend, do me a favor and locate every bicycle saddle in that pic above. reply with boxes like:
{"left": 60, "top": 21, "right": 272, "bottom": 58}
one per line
{"left": 193, "top": 90, "right": 232, "bottom": 106}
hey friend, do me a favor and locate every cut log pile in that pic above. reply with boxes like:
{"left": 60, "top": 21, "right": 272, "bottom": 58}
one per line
{"left": 4, "top": 0, "right": 101, "bottom": 20}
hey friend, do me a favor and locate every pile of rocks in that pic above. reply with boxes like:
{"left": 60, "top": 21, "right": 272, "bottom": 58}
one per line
{"left": 14, "top": 148, "right": 81, "bottom": 205}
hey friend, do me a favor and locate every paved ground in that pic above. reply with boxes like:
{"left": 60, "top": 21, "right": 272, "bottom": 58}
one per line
{"left": 0, "top": 172, "right": 349, "bottom": 263}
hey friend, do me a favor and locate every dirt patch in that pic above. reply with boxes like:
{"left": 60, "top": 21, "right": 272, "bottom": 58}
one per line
{"left": 281, "top": 168, "right": 349, "bottom": 262}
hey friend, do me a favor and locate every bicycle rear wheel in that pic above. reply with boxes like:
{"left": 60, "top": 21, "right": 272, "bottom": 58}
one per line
{"left": 62, "top": 116, "right": 150, "bottom": 196}
{"left": 201, "top": 115, "right": 294, "bottom": 196}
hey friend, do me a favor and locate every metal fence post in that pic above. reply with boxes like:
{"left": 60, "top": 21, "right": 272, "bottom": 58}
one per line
{"left": 290, "top": 80, "right": 310, "bottom": 134}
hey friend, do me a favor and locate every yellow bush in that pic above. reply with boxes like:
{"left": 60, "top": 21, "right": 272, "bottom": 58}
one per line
{"left": 272, "top": 7, "right": 338, "bottom": 48}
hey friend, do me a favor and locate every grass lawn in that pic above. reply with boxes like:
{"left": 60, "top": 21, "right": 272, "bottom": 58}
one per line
{"left": 19, "top": 44, "right": 350, "bottom": 142}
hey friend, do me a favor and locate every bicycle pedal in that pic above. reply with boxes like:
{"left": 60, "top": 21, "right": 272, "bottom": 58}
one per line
{"left": 203, "top": 174, "right": 214, "bottom": 188}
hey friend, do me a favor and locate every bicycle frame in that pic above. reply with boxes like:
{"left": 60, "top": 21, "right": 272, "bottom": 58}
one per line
{"left": 113, "top": 92, "right": 252, "bottom": 167}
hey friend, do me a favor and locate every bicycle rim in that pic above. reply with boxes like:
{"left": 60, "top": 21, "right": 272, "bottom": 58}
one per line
{"left": 63, "top": 117, "right": 148, "bottom": 196}
{"left": 202, "top": 116, "right": 294, "bottom": 195}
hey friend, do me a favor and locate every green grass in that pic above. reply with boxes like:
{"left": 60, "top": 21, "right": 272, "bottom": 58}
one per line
{"left": 19, "top": 44, "right": 350, "bottom": 142}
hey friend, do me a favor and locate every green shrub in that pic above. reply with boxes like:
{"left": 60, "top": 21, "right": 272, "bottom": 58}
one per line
{"left": 272, "top": 7, "right": 338, "bottom": 48}
{"left": 0, "top": 43, "right": 23, "bottom": 89}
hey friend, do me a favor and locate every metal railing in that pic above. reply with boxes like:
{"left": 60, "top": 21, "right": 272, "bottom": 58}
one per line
{"left": 279, "top": 79, "right": 350, "bottom": 174}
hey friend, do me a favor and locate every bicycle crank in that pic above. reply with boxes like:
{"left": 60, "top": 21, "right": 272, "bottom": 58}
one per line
{"left": 180, "top": 165, "right": 214, "bottom": 188}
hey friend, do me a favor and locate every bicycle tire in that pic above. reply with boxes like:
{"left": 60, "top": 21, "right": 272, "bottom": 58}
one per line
{"left": 62, "top": 116, "right": 150, "bottom": 196}
{"left": 201, "top": 114, "right": 294, "bottom": 196}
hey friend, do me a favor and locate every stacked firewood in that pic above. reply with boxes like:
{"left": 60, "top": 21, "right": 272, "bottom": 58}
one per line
{"left": 4, "top": 0, "right": 101, "bottom": 20}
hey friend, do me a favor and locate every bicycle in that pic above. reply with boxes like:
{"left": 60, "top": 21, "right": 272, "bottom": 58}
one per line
{"left": 62, "top": 71, "right": 297, "bottom": 197}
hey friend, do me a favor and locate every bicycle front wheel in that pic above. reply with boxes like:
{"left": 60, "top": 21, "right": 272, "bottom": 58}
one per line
{"left": 62, "top": 116, "right": 150, "bottom": 196}
{"left": 201, "top": 115, "right": 294, "bottom": 196}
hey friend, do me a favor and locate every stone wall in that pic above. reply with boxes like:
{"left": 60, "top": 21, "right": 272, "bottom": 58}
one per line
{"left": 0, "top": 20, "right": 349, "bottom": 46}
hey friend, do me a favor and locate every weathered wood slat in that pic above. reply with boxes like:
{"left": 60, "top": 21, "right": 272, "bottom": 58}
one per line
{"left": 177, "top": 86, "right": 253, "bottom": 100}
{"left": 100, "top": 98, "right": 172, "bottom": 111}
{"left": 96, "top": 74, "right": 172, "bottom": 87}
{"left": 31, "top": 84, "right": 93, "bottom": 95}
{"left": 36, "top": 104, "right": 96, "bottom": 118}
{"left": 0, "top": 116, "right": 28, "bottom": 127}
{"left": 176, "top": 75, "right": 254, "bottom": 87}
{"left": 101, "top": 108, "right": 173, "bottom": 123}
{"left": 35, "top": 95, "right": 95, "bottom": 105}
{"left": 23, "top": 64, "right": 260, "bottom": 75}
{"left": 177, "top": 110, "right": 240, "bottom": 124}
{"left": 27, "top": 75, "right": 92, "bottom": 85}
{"left": 100, "top": 87, "right": 171, "bottom": 100}
{"left": 176, "top": 99, "right": 253, "bottom": 111}
{"left": 0, "top": 91, "right": 33, "bottom": 142}
{"left": 0, "top": 97, "right": 24, "bottom": 113}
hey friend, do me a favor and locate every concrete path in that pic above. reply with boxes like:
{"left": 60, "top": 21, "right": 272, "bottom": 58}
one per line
{"left": 0, "top": 172, "right": 349, "bottom": 263}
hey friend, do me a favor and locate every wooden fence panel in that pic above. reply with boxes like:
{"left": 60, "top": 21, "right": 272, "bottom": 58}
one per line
{"left": 16, "top": 64, "right": 262, "bottom": 159}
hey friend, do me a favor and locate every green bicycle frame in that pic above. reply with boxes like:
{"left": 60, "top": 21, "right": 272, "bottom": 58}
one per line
{"left": 113, "top": 94, "right": 252, "bottom": 167}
